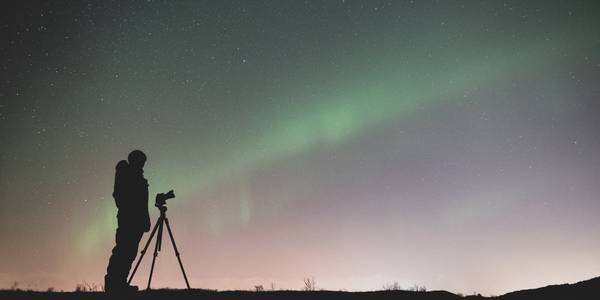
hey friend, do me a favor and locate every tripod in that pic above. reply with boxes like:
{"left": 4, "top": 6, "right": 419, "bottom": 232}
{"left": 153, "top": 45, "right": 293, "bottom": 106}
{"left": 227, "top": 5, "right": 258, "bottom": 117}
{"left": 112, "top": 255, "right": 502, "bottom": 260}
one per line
{"left": 128, "top": 205, "right": 191, "bottom": 290}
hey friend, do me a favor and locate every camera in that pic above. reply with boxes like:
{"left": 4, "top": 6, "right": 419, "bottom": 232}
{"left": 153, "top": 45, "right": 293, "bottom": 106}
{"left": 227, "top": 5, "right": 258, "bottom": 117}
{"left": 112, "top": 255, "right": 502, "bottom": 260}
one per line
{"left": 155, "top": 189, "right": 175, "bottom": 207}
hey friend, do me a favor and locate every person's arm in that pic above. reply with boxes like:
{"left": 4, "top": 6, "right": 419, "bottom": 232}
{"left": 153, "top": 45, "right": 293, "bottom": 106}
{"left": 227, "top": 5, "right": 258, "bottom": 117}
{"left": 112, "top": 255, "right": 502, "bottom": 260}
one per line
{"left": 112, "top": 160, "right": 129, "bottom": 208}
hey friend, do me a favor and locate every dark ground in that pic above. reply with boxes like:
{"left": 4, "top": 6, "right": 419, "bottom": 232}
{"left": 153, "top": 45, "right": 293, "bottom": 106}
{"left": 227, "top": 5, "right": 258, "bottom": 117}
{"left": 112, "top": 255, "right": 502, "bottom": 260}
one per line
{"left": 1, "top": 276, "right": 599, "bottom": 300}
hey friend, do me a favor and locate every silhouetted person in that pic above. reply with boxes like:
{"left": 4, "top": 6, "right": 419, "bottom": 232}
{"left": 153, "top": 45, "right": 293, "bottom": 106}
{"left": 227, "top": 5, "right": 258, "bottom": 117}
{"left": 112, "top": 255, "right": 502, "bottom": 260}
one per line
{"left": 105, "top": 150, "right": 150, "bottom": 293}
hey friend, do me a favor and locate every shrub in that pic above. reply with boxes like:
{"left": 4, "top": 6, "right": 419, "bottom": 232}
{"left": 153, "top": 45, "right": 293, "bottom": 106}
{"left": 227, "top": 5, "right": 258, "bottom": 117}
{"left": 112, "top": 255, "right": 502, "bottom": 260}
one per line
{"left": 383, "top": 281, "right": 401, "bottom": 291}
{"left": 303, "top": 276, "right": 317, "bottom": 291}
{"left": 75, "top": 281, "right": 101, "bottom": 292}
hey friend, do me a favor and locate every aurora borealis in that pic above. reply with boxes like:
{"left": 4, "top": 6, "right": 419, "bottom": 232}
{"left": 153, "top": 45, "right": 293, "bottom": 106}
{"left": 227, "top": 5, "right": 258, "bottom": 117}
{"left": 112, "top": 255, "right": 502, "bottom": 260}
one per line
{"left": 1, "top": 0, "right": 600, "bottom": 295}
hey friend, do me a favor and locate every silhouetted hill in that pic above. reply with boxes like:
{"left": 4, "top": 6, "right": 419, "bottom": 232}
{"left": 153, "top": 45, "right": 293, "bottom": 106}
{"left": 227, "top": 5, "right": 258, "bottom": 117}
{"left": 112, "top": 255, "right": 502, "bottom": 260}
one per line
{"left": 496, "top": 276, "right": 600, "bottom": 299}
{"left": 1, "top": 276, "right": 599, "bottom": 300}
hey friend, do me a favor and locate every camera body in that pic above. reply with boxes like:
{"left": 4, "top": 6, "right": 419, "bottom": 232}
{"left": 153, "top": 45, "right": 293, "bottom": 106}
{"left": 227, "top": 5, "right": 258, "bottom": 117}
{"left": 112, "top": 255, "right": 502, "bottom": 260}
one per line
{"left": 155, "top": 190, "right": 175, "bottom": 207}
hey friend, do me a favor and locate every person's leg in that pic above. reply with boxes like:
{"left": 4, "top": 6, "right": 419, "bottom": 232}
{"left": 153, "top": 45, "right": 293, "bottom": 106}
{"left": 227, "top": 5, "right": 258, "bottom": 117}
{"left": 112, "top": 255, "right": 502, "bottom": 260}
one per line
{"left": 106, "top": 227, "right": 144, "bottom": 292}
{"left": 105, "top": 227, "right": 127, "bottom": 290}
{"left": 123, "top": 230, "right": 144, "bottom": 280}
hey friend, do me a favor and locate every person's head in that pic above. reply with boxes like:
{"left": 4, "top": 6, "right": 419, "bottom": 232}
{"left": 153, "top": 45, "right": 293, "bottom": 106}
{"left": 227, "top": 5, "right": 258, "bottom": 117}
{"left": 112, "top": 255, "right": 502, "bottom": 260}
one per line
{"left": 128, "top": 150, "right": 147, "bottom": 170}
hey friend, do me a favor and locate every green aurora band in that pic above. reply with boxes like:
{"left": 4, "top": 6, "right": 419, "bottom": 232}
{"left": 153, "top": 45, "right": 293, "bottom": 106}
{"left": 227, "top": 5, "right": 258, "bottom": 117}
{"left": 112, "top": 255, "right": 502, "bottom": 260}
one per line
{"left": 78, "top": 30, "right": 593, "bottom": 255}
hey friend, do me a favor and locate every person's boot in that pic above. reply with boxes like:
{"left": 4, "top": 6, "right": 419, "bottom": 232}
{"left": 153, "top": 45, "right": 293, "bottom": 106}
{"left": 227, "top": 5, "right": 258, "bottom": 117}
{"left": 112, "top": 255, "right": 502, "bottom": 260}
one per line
{"left": 123, "top": 284, "right": 139, "bottom": 293}
{"left": 105, "top": 283, "right": 139, "bottom": 294}
{"left": 104, "top": 276, "right": 138, "bottom": 294}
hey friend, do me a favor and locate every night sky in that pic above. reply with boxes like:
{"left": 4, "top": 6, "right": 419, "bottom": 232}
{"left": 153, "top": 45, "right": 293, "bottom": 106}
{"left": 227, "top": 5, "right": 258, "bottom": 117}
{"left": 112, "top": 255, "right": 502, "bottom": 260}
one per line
{"left": 1, "top": 0, "right": 600, "bottom": 295}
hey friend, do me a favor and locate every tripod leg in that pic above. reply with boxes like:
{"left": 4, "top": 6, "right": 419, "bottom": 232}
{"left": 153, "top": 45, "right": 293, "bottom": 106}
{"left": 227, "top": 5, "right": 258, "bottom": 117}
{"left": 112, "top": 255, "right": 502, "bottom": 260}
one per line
{"left": 128, "top": 220, "right": 160, "bottom": 284}
{"left": 164, "top": 217, "right": 191, "bottom": 289}
{"left": 157, "top": 221, "right": 162, "bottom": 251}
{"left": 146, "top": 218, "right": 163, "bottom": 290}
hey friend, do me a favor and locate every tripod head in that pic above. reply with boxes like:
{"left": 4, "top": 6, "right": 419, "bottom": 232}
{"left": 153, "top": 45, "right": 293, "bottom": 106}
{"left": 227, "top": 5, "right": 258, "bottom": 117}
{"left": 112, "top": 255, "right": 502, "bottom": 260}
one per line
{"left": 157, "top": 205, "right": 168, "bottom": 216}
